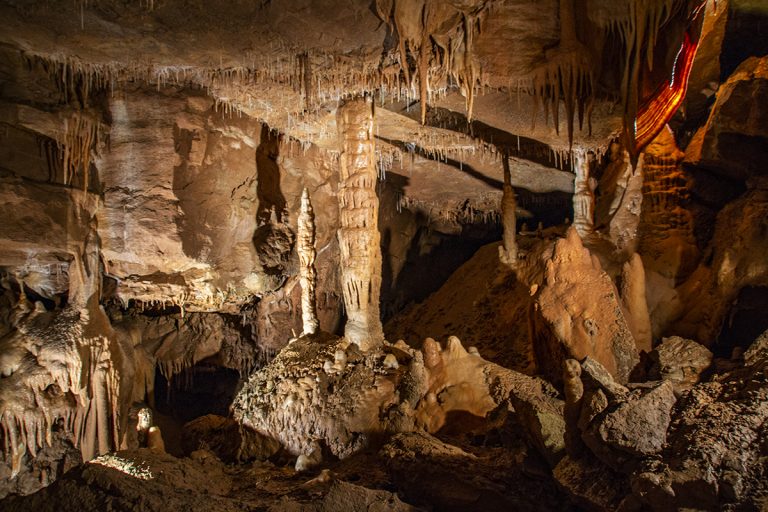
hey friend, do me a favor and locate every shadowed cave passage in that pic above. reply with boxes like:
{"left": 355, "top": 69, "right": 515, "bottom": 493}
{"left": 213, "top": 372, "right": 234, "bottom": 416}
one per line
{"left": 154, "top": 364, "right": 241, "bottom": 424}
{"left": 256, "top": 124, "right": 287, "bottom": 224}
{"left": 718, "top": 286, "right": 768, "bottom": 357}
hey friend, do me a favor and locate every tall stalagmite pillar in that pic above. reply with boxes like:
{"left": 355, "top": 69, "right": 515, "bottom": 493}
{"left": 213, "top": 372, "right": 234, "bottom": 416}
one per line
{"left": 336, "top": 97, "right": 384, "bottom": 350}
{"left": 298, "top": 188, "right": 319, "bottom": 336}
{"left": 499, "top": 156, "right": 518, "bottom": 268}
{"left": 572, "top": 150, "right": 596, "bottom": 238}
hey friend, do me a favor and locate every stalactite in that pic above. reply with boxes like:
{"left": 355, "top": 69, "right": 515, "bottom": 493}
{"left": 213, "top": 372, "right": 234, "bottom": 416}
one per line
{"left": 58, "top": 112, "right": 104, "bottom": 189}
{"left": 377, "top": 0, "right": 491, "bottom": 125}
{"left": 591, "top": 0, "right": 705, "bottom": 155}
{"left": 336, "top": 97, "right": 384, "bottom": 351}
{"left": 527, "top": 0, "right": 594, "bottom": 147}
{"left": 298, "top": 188, "right": 319, "bottom": 336}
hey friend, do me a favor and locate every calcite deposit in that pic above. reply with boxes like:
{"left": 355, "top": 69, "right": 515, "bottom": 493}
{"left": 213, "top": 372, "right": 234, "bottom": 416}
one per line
{"left": 1, "top": 0, "right": 767, "bottom": 510}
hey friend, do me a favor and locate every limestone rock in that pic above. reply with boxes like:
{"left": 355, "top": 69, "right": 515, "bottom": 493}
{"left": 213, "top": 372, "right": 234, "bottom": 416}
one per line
{"left": 381, "top": 431, "right": 570, "bottom": 511}
{"left": 580, "top": 357, "right": 629, "bottom": 402}
{"left": 232, "top": 335, "right": 397, "bottom": 459}
{"left": 488, "top": 365, "right": 566, "bottom": 466}
{"left": 319, "top": 480, "right": 421, "bottom": 512}
{"left": 674, "top": 186, "right": 768, "bottom": 344}
{"left": 553, "top": 454, "right": 630, "bottom": 511}
{"left": 583, "top": 381, "right": 676, "bottom": 464}
{"left": 0, "top": 425, "right": 81, "bottom": 500}
{"left": 619, "top": 253, "right": 653, "bottom": 354}
{"left": 639, "top": 128, "right": 699, "bottom": 284}
{"left": 147, "top": 427, "right": 165, "bottom": 453}
{"left": 648, "top": 336, "right": 713, "bottom": 394}
{"left": 295, "top": 441, "right": 323, "bottom": 472}
{"left": 631, "top": 330, "right": 768, "bottom": 510}
{"left": 595, "top": 143, "right": 643, "bottom": 258}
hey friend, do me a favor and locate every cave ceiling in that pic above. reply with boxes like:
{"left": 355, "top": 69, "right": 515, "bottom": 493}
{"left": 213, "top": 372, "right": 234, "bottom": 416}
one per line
{"left": 0, "top": 0, "right": 696, "bottom": 207}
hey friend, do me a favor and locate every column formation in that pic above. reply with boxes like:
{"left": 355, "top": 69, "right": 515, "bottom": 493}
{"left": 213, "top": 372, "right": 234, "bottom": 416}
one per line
{"left": 336, "top": 97, "right": 384, "bottom": 350}
{"left": 572, "top": 150, "right": 596, "bottom": 238}
{"left": 297, "top": 188, "right": 319, "bottom": 336}
{"left": 499, "top": 158, "right": 518, "bottom": 268}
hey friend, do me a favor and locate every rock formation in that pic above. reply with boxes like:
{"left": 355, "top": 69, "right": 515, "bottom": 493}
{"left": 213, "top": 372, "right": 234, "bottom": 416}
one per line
{"left": 336, "top": 97, "right": 384, "bottom": 351}
{"left": 297, "top": 188, "right": 319, "bottom": 336}
{"left": 572, "top": 150, "right": 596, "bottom": 239}
{"left": 499, "top": 158, "right": 519, "bottom": 268}
{"left": 530, "top": 227, "right": 639, "bottom": 385}
{"left": 620, "top": 253, "right": 653, "bottom": 354}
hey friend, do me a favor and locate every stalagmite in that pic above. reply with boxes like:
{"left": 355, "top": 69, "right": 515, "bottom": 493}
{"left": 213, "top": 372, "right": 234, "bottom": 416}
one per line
{"left": 620, "top": 253, "right": 653, "bottom": 353}
{"left": 572, "top": 150, "right": 596, "bottom": 238}
{"left": 336, "top": 97, "right": 384, "bottom": 351}
{"left": 562, "top": 359, "right": 584, "bottom": 456}
{"left": 147, "top": 426, "right": 165, "bottom": 453}
{"left": 297, "top": 188, "right": 319, "bottom": 336}
{"left": 499, "top": 157, "right": 518, "bottom": 268}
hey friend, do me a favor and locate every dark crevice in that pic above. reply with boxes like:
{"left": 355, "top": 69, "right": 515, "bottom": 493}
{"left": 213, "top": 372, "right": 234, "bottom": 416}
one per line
{"left": 718, "top": 286, "right": 768, "bottom": 358}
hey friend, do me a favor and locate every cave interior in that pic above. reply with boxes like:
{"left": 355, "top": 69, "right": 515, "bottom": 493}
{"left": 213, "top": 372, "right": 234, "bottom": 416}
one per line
{"left": 1, "top": 0, "right": 768, "bottom": 510}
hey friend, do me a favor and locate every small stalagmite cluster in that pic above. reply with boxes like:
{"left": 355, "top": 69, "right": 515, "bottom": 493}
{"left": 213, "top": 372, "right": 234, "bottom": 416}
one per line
{"left": 1, "top": 0, "right": 767, "bottom": 511}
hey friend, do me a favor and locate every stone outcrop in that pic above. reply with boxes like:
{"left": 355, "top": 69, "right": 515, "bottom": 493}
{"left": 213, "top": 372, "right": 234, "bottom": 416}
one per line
{"left": 232, "top": 334, "right": 565, "bottom": 465}
{"left": 674, "top": 183, "right": 768, "bottom": 345}
{"left": 631, "top": 329, "right": 768, "bottom": 510}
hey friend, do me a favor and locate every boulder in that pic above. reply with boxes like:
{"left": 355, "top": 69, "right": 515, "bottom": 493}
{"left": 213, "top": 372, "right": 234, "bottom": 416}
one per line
{"left": 580, "top": 357, "right": 629, "bottom": 402}
{"left": 584, "top": 381, "right": 676, "bottom": 462}
{"left": 553, "top": 454, "right": 630, "bottom": 511}
{"left": 630, "top": 330, "right": 768, "bottom": 510}
{"left": 648, "top": 336, "right": 713, "bottom": 394}
{"left": 319, "top": 480, "right": 421, "bottom": 512}
{"left": 380, "top": 432, "right": 570, "bottom": 511}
